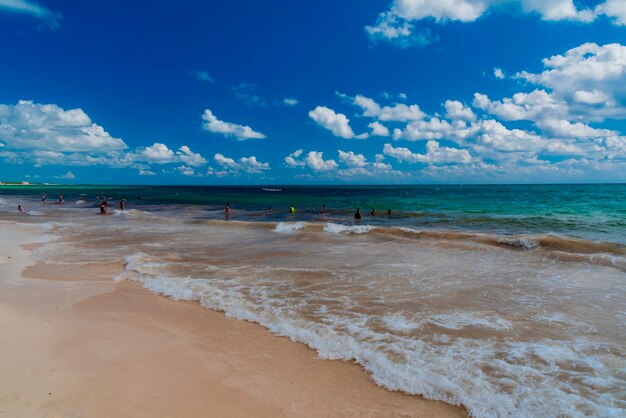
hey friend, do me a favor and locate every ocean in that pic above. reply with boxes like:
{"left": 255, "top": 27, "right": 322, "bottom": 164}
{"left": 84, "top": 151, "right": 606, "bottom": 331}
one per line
{"left": 1, "top": 184, "right": 625, "bottom": 417}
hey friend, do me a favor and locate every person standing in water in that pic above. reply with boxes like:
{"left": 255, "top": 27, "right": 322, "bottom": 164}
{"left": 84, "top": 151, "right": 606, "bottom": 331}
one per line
{"left": 370, "top": 208, "right": 376, "bottom": 216}
{"left": 99, "top": 199, "right": 108, "bottom": 214}
{"left": 290, "top": 204, "right": 295, "bottom": 214}
{"left": 354, "top": 208, "right": 362, "bottom": 220}
{"left": 120, "top": 198, "right": 126, "bottom": 210}
{"left": 225, "top": 202, "right": 231, "bottom": 214}
{"left": 41, "top": 194, "right": 47, "bottom": 205}
{"left": 17, "top": 205, "right": 24, "bottom": 212}
{"left": 58, "top": 194, "right": 63, "bottom": 204}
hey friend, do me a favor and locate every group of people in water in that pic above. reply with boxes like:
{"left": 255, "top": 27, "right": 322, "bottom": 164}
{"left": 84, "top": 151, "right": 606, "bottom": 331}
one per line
{"left": 18, "top": 195, "right": 390, "bottom": 221}
{"left": 225, "top": 202, "right": 391, "bottom": 220}
{"left": 18, "top": 194, "right": 128, "bottom": 214}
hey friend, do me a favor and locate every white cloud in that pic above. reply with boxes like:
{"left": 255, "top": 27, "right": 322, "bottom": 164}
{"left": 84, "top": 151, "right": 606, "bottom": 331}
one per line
{"left": 0, "top": 0, "right": 61, "bottom": 27}
{"left": 494, "top": 68, "right": 505, "bottom": 79}
{"left": 139, "top": 142, "right": 175, "bottom": 163}
{"left": 384, "top": 142, "right": 472, "bottom": 164}
{"left": 351, "top": 94, "right": 426, "bottom": 122}
{"left": 0, "top": 100, "right": 127, "bottom": 152}
{"left": 176, "top": 145, "right": 207, "bottom": 166}
{"left": 473, "top": 90, "right": 569, "bottom": 122}
{"left": 393, "top": 117, "right": 477, "bottom": 141}
{"left": 308, "top": 106, "right": 362, "bottom": 139}
{"left": 365, "top": 11, "right": 435, "bottom": 48}
{"left": 338, "top": 150, "right": 368, "bottom": 167}
{"left": 138, "top": 169, "right": 156, "bottom": 176}
{"left": 573, "top": 89, "right": 609, "bottom": 105}
{"left": 367, "top": 1, "right": 621, "bottom": 47}
{"left": 444, "top": 100, "right": 476, "bottom": 122}
{"left": 213, "top": 153, "right": 270, "bottom": 174}
{"left": 55, "top": 170, "right": 75, "bottom": 179}
{"left": 201, "top": 109, "right": 266, "bottom": 140}
{"left": 283, "top": 98, "right": 299, "bottom": 106}
{"left": 534, "top": 119, "right": 617, "bottom": 139}
{"left": 176, "top": 165, "right": 195, "bottom": 176}
{"left": 304, "top": 151, "right": 339, "bottom": 171}
{"left": 284, "top": 149, "right": 306, "bottom": 167}
{"left": 595, "top": 0, "right": 626, "bottom": 25}
{"left": 369, "top": 121, "right": 391, "bottom": 137}
{"left": 515, "top": 43, "right": 626, "bottom": 118}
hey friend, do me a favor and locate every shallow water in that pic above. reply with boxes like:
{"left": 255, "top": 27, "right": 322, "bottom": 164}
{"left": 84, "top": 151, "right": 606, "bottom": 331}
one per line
{"left": 1, "top": 185, "right": 625, "bottom": 417}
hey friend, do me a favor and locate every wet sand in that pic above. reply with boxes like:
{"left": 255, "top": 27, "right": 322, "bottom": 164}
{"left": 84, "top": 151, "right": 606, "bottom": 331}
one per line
{"left": 0, "top": 222, "right": 465, "bottom": 417}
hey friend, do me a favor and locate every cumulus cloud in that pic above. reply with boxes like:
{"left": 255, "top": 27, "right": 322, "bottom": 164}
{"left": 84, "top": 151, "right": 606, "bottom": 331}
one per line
{"left": 55, "top": 170, "right": 75, "bottom": 179}
{"left": 369, "top": 121, "right": 391, "bottom": 137}
{"left": 304, "top": 151, "right": 339, "bottom": 171}
{"left": 365, "top": 11, "right": 435, "bottom": 48}
{"left": 367, "top": 1, "right": 622, "bottom": 47}
{"left": 393, "top": 117, "right": 478, "bottom": 141}
{"left": 0, "top": 100, "right": 127, "bottom": 152}
{"left": 444, "top": 100, "right": 476, "bottom": 122}
{"left": 384, "top": 142, "right": 472, "bottom": 164}
{"left": 338, "top": 150, "right": 368, "bottom": 167}
{"left": 139, "top": 142, "right": 175, "bottom": 163}
{"left": 284, "top": 149, "right": 306, "bottom": 167}
{"left": 347, "top": 94, "right": 426, "bottom": 122}
{"left": 175, "top": 165, "right": 195, "bottom": 176}
{"left": 595, "top": 0, "right": 626, "bottom": 25}
{"left": 212, "top": 153, "right": 270, "bottom": 175}
{"left": 201, "top": 109, "right": 266, "bottom": 140}
{"left": 308, "top": 106, "right": 365, "bottom": 139}
{"left": 0, "top": 0, "right": 61, "bottom": 27}
{"left": 176, "top": 145, "right": 207, "bottom": 166}
{"left": 493, "top": 68, "right": 505, "bottom": 79}
{"left": 283, "top": 98, "right": 299, "bottom": 106}
{"left": 514, "top": 43, "right": 626, "bottom": 119}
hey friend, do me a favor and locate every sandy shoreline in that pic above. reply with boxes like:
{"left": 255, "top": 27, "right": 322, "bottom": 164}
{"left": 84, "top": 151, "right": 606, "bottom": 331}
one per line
{"left": 0, "top": 221, "right": 465, "bottom": 417}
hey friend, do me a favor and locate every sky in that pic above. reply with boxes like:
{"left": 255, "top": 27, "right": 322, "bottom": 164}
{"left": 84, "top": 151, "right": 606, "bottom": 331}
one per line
{"left": 0, "top": 0, "right": 625, "bottom": 184}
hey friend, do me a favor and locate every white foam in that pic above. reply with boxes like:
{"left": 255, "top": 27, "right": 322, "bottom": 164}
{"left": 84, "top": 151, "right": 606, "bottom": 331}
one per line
{"left": 114, "top": 257, "right": 625, "bottom": 418}
{"left": 273, "top": 222, "right": 306, "bottom": 233}
{"left": 75, "top": 199, "right": 89, "bottom": 205}
{"left": 26, "top": 210, "right": 44, "bottom": 216}
{"left": 497, "top": 237, "right": 540, "bottom": 250}
{"left": 427, "top": 312, "right": 512, "bottom": 331}
{"left": 323, "top": 223, "right": 375, "bottom": 234}
{"left": 381, "top": 313, "right": 420, "bottom": 332}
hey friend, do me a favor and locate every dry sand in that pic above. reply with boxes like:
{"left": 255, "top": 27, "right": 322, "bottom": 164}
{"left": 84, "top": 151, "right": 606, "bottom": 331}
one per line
{"left": 0, "top": 221, "right": 465, "bottom": 417}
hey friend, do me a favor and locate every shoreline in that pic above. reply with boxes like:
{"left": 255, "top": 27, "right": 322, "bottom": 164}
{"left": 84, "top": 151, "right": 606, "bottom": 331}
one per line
{"left": 0, "top": 221, "right": 465, "bottom": 417}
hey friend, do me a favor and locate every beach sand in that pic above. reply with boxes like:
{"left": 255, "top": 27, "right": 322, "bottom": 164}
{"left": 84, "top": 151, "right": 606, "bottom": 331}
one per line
{"left": 0, "top": 222, "right": 465, "bottom": 417}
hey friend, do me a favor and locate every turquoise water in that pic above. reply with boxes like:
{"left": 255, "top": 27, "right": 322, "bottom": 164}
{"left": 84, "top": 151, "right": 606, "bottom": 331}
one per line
{"left": 2, "top": 184, "right": 625, "bottom": 244}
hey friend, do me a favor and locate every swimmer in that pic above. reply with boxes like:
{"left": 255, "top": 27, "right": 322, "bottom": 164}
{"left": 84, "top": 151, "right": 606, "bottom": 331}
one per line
{"left": 17, "top": 205, "right": 24, "bottom": 212}
{"left": 58, "top": 194, "right": 63, "bottom": 204}
{"left": 370, "top": 208, "right": 376, "bottom": 216}
{"left": 41, "top": 194, "right": 47, "bottom": 205}
{"left": 289, "top": 204, "right": 295, "bottom": 214}
{"left": 322, "top": 204, "right": 327, "bottom": 211}
{"left": 120, "top": 198, "right": 126, "bottom": 210}
{"left": 225, "top": 202, "right": 231, "bottom": 213}
{"left": 99, "top": 199, "right": 108, "bottom": 214}
{"left": 354, "top": 208, "right": 362, "bottom": 220}
{"left": 387, "top": 209, "right": 391, "bottom": 215}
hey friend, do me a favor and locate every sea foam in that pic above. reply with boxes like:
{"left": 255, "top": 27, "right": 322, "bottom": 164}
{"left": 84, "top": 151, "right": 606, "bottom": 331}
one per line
{"left": 117, "top": 254, "right": 626, "bottom": 418}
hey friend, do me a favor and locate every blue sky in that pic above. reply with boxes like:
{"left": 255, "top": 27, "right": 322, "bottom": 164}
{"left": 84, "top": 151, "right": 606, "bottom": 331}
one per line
{"left": 0, "top": 0, "right": 625, "bottom": 184}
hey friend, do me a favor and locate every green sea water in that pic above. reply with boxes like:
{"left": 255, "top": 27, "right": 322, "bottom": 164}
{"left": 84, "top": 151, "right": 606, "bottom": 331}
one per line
{"left": 1, "top": 184, "right": 624, "bottom": 244}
